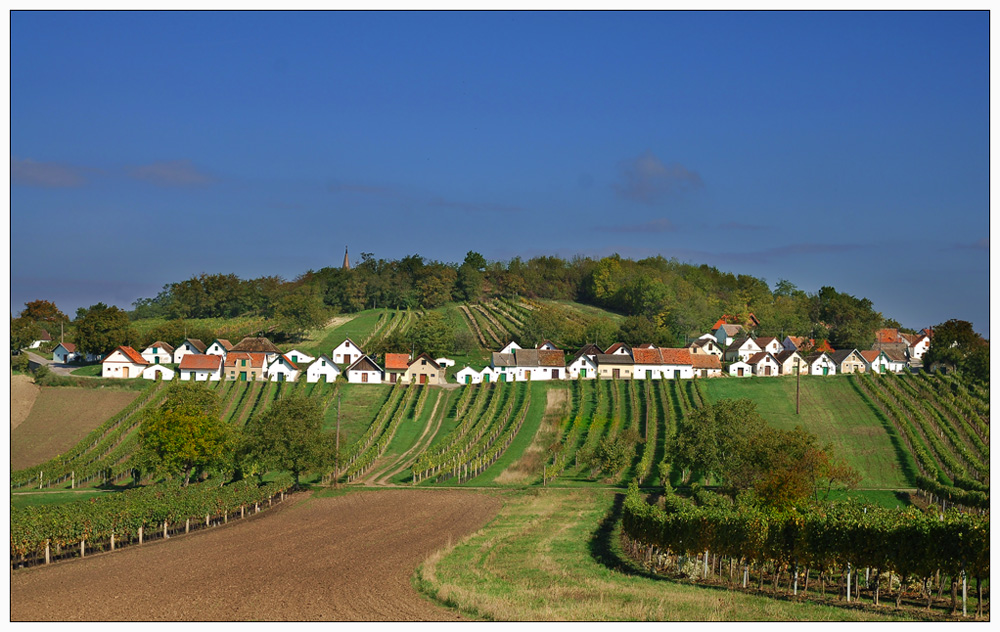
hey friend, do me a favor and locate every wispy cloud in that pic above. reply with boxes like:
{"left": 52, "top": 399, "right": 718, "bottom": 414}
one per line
{"left": 612, "top": 150, "right": 702, "bottom": 203}
{"left": 599, "top": 218, "right": 675, "bottom": 233}
{"left": 129, "top": 160, "right": 213, "bottom": 186}
{"left": 952, "top": 237, "right": 989, "bottom": 250}
{"left": 719, "top": 222, "right": 767, "bottom": 231}
{"left": 12, "top": 158, "right": 87, "bottom": 187}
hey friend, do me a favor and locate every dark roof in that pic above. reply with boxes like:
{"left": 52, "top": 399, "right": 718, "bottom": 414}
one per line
{"left": 514, "top": 349, "right": 540, "bottom": 367}
{"left": 536, "top": 349, "right": 566, "bottom": 367}
{"left": 492, "top": 352, "right": 516, "bottom": 367}
{"left": 690, "top": 338, "right": 717, "bottom": 349}
{"left": 212, "top": 339, "right": 234, "bottom": 351}
{"left": 746, "top": 351, "right": 774, "bottom": 365}
{"left": 883, "top": 348, "right": 908, "bottom": 363}
{"left": 604, "top": 342, "right": 631, "bottom": 355}
{"left": 408, "top": 353, "right": 442, "bottom": 370}
{"left": 145, "top": 341, "right": 176, "bottom": 354}
{"left": 230, "top": 336, "right": 281, "bottom": 354}
{"left": 573, "top": 343, "right": 604, "bottom": 360}
{"left": 536, "top": 339, "right": 558, "bottom": 349}
{"left": 184, "top": 338, "right": 207, "bottom": 353}
{"left": 596, "top": 354, "right": 633, "bottom": 365}
{"left": 829, "top": 349, "right": 862, "bottom": 364}
{"left": 755, "top": 336, "right": 779, "bottom": 348}
{"left": 346, "top": 355, "right": 381, "bottom": 373}
{"left": 804, "top": 352, "right": 832, "bottom": 364}
{"left": 773, "top": 350, "right": 802, "bottom": 363}
{"left": 725, "top": 336, "right": 758, "bottom": 352}
{"left": 717, "top": 324, "right": 744, "bottom": 337}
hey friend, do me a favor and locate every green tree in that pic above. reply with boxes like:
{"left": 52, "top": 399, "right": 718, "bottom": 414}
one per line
{"left": 276, "top": 291, "right": 327, "bottom": 340}
{"left": 923, "top": 319, "right": 986, "bottom": 373}
{"left": 20, "top": 299, "right": 69, "bottom": 324}
{"left": 410, "top": 311, "right": 452, "bottom": 357}
{"left": 242, "top": 395, "right": 332, "bottom": 485}
{"left": 138, "top": 383, "right": 229, "bottom": 486}
{"left": 10, "top": 316, "right": 41, "bottom": 352}
{"left": 74, "top": 303, "right": 136, "bottom": 356}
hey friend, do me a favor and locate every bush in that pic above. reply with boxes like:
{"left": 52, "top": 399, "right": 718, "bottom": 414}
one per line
{"left": 11, "top": 353, "right": 29, "bottom": 373}
{"left": 32, "top": 364, "right": 50, "bottom": 384}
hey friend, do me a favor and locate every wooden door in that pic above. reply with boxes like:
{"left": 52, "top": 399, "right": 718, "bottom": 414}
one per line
{"left": 420, "top": 374, "right": 427, "bottom": 384}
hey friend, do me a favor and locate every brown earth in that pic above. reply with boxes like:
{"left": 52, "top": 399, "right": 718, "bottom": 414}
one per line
{"left": 11, "top": 387, "right": 140, "bottom": 470}
{"left": 10, "top": 375, "right": 41, "bottom": 430}
{"left": 11, "top": 489, "right": 502, "bottom": 621}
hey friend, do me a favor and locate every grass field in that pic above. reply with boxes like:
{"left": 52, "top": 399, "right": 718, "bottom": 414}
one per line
{"left": 69, "top": 364, "right": 102, "bottom": 376}
{"left": 324, "top": 383, "right": 393, "bottom": 443}
{"left": 699, "top": 376, "right": 911, "bottom": 489}
{"left": 11, "top": 387, "right": 141, "bottom": 470}
{"left": 11, "top": 490, "right": 112, "bottom": 510}
{"left": 416, "top": 489, "right": 907, "bottom": 621}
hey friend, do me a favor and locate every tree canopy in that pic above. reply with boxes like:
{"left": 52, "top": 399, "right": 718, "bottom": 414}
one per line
{"left": 241, "top": 395, "right": 333, "bottom": 485}
{"left": 74, "top": 303, "right": 135, "bottom": 356}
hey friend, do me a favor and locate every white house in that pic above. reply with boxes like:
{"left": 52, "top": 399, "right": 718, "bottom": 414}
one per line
{"left": 804, "top": 353, "right": 837, "bottom": 376}
{"left": 456, "top": 365, "right": 482, "bottom": 385}
{"left": 859, "top": 350, "right": 891, "bottom": 375}
{"left": 536, "top": 339, "right": 558, "bottom": 351}
{"left": 715, "top": 324, "right": 744, "bottom": 348}
{"left": 882, "top": 348, "right": 909, "bottom": 373}
{"left": 754, "top": 337, "right": 784, "bottom": 355}
{"left": 435, "top": 357, "right": 456, "bottom": 367}
{"left": 345, "top": 355, "right": 382, "bottom": 384}
{"left": 631, "top": 347, "right": 666, "bottom": 380}
{"left": 178, "top": 353, "right": 223, "bottom": 381}
{"left": 173, "top": 338, "right": 207, "bottom": 364}
{"left": 141, "top": 341, "right": 175, "bottom": 365}
{"left": 493, "top": 348, "right": 565, "bottom": 382}
{"left": 306, "top": 355, "right": 341, "bottom": 383}
{"left": 688, "top": 338, "right": 723, "bottom": 358}
{"left": 101, "top": 346, "right": 149, "bottom": 379}
{"left": 724, "top": 336, "right": 762, "bottom": 363}
{"left": 285, "top": 349, "right": 314, "bottom": 365}
{"left": 774, "top": 350, "right": 808, "bottom": 376}
{"left": 605, "top": 342, "right": 632, "bottom": 356}
{"left": 29, "top": 329, "right": 52, "bottom": 349}
{"left": 567, "top": 351, "right": 598, "bottom": 380}
{"left": 333, "top": 339, "right": 364, "bottom": 366}
{"left": 905, "top": 334, "right": 931, "bottom": 361}
{"left": 500, "top": 340, "right": 522, "bottom": 354}
{"left": 691, "top": 354, "right": 722, "bottom": 378}
{"left": 728, "top": 360, "right": 752, "bottom": 377}
{"left": 142, "top": 364, "right": 175, "bottom": 381}
{"left": 268, "top": 355, "right": 300, "bottom": 382}
{"left": 747, "top": 352, "right": 780, "bottom": 377}
{"left": 659, "top": 348, "right": 695, "bottom": 380}
{"left": 479, "top": 366, "right": 502, "bottom": 384}
{"left": 205, "top": 339, "right": 234, "bottom": 357}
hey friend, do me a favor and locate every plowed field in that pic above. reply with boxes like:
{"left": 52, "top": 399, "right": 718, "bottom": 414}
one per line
{"left": 11, "top": 489, "right": 501, "bottom": 621}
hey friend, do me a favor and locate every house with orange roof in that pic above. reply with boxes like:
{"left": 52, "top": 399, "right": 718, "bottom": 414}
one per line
{"left": 690, "top": 354, "right": 722, "bottom": 378}
{"left": 224, "top": 352, "right": 267, "bottom": 381}
{"left": 306, "top": 355, "right": 340, "bottom": 383}
{"left": 859, "top": 350, "right": 891, "bottom": 375}
{"left": 267, "top": 354, "right": 300, "bottom": 382}
{"left": 205, "top": 339, "right": 234, "bottom": 357}
{"left": 384, "top": 352, "right": 412, "bottom": 384}
{"left": 179, "top": 353, "right": 223, "bottom": 381}
{"left": 782, "top": 336, "right": 814, "bottom": 353}
{"left": 102, "top": 346, "right": 149, "bottom": 379}
{"left": 658, "top": 348, "right": 694, "bottom": 379}
{"left": 631, "top": 347, "right": 666, "bottom": 380}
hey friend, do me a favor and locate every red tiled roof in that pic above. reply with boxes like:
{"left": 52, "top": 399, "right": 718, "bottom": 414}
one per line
{"left": 712, "top": 318, "right": 727, "bottom": 330}
{"left": 225, "top": 352, "right": 266, "bottom": 369}
{"left": 605, "top": 342, "right": 630, "bottom": 355}
{"left": 385, "top": 353, "right": 411, "bottom": 370}
{"left": 537, "top": 349, "right": 566, "bottom": 367}
{"left": 278, "top": 354, "right": 299, "bottom": 371}
{"left": 37, "top": 329, "right": 52, "bottom": 341}
{"left": 814, "top": 340, "right": 835, "bottom": 353}
{"left": 59, "top": 342, "right": 77, "bottom": 352}
{"left": 875, "top": 328, "right": 903, "bottom": 344}
{"left": 104, "top": 345, "right": 148, "bottom": 365}
{"left": 690, "top": 354, "right": 721, "bottom": 369}
{"left": 658, "top": 348, "right": 693, "bottom": 366}
{"left": 859, "top": 350, "right": 882, "bottom": 363}
{"left": 180, "top": 354, "right": 223, "bottom": 370}
{"left": 631, "top": 348, "right": 663, "bottom": 365}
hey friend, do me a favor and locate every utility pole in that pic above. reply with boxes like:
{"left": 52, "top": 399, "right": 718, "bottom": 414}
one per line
{"left": 60, "top": 321, "right": 64, "bottom": 344}
{"left": 334, "top": 395, "right": 341, "bottom": 488}
{"left": 796, "top": 357, "right": 801, "bottom": 415}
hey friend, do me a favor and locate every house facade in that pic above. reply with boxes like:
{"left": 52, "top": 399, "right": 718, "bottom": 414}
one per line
{"left": 728, "top": 360, "right": 752, "bottom": 377}
{"left": 567, "top": 352, "right": 598, "bottom": 380}
{"left": 595, "top": 354, "right": 633, "bottom": 379}
{"left": 172, "top": 338, "right": 207, "bottom": 364}
{"left": 346, "top": 355, "right": 383, "bottom": 384}
{"left": 141, "top": 341, "right": 175, "bottom": 365}
{"left": 142, "top": 364, "right": 175, "bottom": 381}
{"left": 403, "top": 354, "right": 447, "bottom": 385}
{"left": 306, "top": 355, "right": 341, "bottom": 383}
{"left": 830, "top": 349, "right": 867, "bottom": 374}
{"left": 267, "top": 355, "right": 300, "bottom": 382}
{"left": 456, "top": 366, "right": 483, "bottom": 385}
{"left": 102, "top": 346, "right": 148, "bottom": 379}
{"left": 774, "top": 350, "right": 808, "bottom": 375}
{"left": 179, "top": 354, "right": 223, "bottom": 381}
{"left": 690, "top": 354, "right": 722, "bottom": 378}
{"left": 804, "top": 353, "right": 837, "bottom": 376}
{"left": 724, "top": 336, "right": 762, "bottom": 363}
{"left": 333, "top": 339, "right": 364, "bottom": 366}
{"left": 747, "top": 352, "right": 780, "bottom": 377}
{"left": 225, "top": 352, "right": 267, "bottom": 381}
{"left": 205, "top": 339, "right": 233, "bottom": 357}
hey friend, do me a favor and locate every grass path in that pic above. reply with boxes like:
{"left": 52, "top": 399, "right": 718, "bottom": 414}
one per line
{"left": 416, "top": 489, "right": 908, "bottom": 621}
{"left": 367, "top": 389, "right": 450, "bottom": 485}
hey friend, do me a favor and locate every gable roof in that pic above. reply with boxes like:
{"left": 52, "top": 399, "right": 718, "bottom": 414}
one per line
{"left": 105, "top": 346, "right": 148, "bottom": 365}
{"left": 536, "top": 339, "right": 558, "bottom": 349}
{"left": 183, "top": 338, "right": 207, "bottom": 353}
{"left": 659, "top": 348, "right": 694, "bottom": 366}
{"left": 179, "top": 354, "right": 223, "bottom": 371}
{"left": 690, "top": 338, "right": 718, "bottom": 350}
{"left": 334, "top": 337, "right": 363, "bottom": 352}
{"left": 309, "top": 355, "right": 338, "bottom": 370}
{"left": 804, "top": 352, "right": 833, "bottom": 364}
{"left": 56, "top": 342, "right": 77, "bottom": 352}
{"left": 774, "top": 349, "right": 803, "bottom": 364}
{"left": 271, "top": 354, "right": 299, "bottom": 371}
{"left": 346, "top": 355, "right": 381, "bottom": 374}
{"left": 859, "top": 350, "right": 884, "bottom": 363}
{"left": 690, "top": 354, "right": 722, "bottom": 370}
{"left": 712, "top": 318, "right": 727, "bottom": 330}
{"left": 492, "top": 352, "right": 516, "bottom": 367}
{"left": 230, "top": 336, "right": 280, "bottom": 354}
{"left": 408, "top": 353, "right": 442, "bottom": 370}
{"left": 716, "top": 324, "right": 744, "bottom": 337}
{"left": 211, "top": 339, "right": 234, "bottom": 351}
{"left": 882, "top": 348, "right": 908, "bottom": 363}
{"left": 631, "top": 347, "right": 663, "bottom": 365}
{"left": 725, "top": 335, "right": 760, "bottom": 352}
{"left": 829, "top": 349, "right": 862, "bottom": 364}
{"left": 536, "top": 349, "right": 566, "bottom": 367}
{"left": 755, "top": 336, "right": 779, "bottom": 348}
{"left": 604, "top": 342, "right": 631, "bottom": 355}
{"left": 574, "top": 343, "right": 604, "bottom": 359}
{"left": 225, "top": 352, "right": 266, "bottom": 369}
{"left": 514, "top": 348, "right": 540, "bottom": 367}
{"left": 36, "top": 329, "right": 52, "bottom": 341}
{"left": 746, "top": 351, "right": 776, "bottom": 366}
{"left": 384, "top": 353, "right": 411, "bottom": 370}
{"left": 144, "top": 341, "right": 176, "bottom": 354}
{"left": 595, "top": 353, "right": 633, "bottom": 365}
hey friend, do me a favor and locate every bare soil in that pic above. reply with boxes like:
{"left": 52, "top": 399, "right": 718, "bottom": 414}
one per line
{"left": 11, "top": 387, "right": 140, "bottom": 470}
{"left": 11, "top": 489, "right": 501, "bottom": 621}
{"left": 10, "top": 375, "right": 40, "bottom": 430}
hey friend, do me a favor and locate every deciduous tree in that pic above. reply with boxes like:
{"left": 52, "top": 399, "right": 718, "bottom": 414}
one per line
{"left": 241, "top": 395, "right": 331, "bottom": 486}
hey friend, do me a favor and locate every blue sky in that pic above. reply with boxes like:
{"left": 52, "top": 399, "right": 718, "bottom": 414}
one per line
{"left": 10, "top": 11, "right": 990, "bottom": 336}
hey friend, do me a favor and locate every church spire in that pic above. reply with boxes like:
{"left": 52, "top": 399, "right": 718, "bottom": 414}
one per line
{"left": 343, "top": 246, "right": 350, "bottom": 270}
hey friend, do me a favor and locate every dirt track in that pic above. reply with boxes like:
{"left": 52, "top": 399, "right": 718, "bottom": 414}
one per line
{"left": 11, "top": 489, "right": 501, "bottom": 621}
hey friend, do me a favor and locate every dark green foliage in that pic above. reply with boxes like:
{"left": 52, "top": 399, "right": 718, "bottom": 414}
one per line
{"left": 241, "top": 395, "right": 333, "bottom": 485}
{"left": 10, "top": 316, "right": 41, "bottom": 352}
{"left": 74, "top": 303, "right": 136, "bottom": 356}
{"left": 410, "top": 312, "right": 453, "bottom": 357}
{"left": 923, "top": 319, "right": 988, "bottom": 378}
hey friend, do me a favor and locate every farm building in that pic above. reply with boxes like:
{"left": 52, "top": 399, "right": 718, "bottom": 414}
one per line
{"left": 754, "top": 336, "right": 784, "bottom": 355}
{"left": 172, "top": 338, "right": 207, "bottom": 364}
{"left": 142, "top": 364, "right": 175, "bottom": 381}
{"left": 267, "top": 355, "right": 300, "bottom": 382}
{"left": 403, "top": 353, "right": 446, "bottom": 385}
{"left": 595, "top": 353, "right": 633, "bottom": 380}
{"left": 774, "top": 350, "right": 808, "bottom": 375}
{"left": 567, "top": 350, "right": 598, "bottom": 379}
{"left": 859, "top": 350, "right": 891, "bottom": 374}
{"left": 332, "top": 338, "right": 364, "bottom": 366}
{"left": 225, "top": 352, "right": 267, "bottom": 381}
{"left": 29, "top": 329, "right": 52, "bottom": 349}
{"left": 455, "top": 365, "right": 482, "bottom": 385}
{"left": 345, "top": 355, "right": 383, "bottom": 384}
{"left": 285, "top": 349, "right": 314, "bottom": 364}
{"left": 804, "top": 353, "right": 837, "bottom": 376}
{"left": 536, "top": 339, "right": 559, "bottom": 350}
{"left": 205, "top": 339, "right": 234, "bottom": 357}
{"left": 435, "top": 357, "right": 455, "bottom": 367}
{"left": 499, "top": 340, "right": 521, "bottom": 354}
{"left": 747, "top": 352, "right": 780, "bottom": 377}
{"left": 830, "top": 349, "right": 867, "bottom": 374}
{"left": 491, "top": 348, "right": 566, "bottom": 381}
{"left": 306, "top": 355, "right": 341, "bottom": 383}
{"left": 658, "top": 348, "right": 695, "bottom": 379}
{"left": 690, "top": 354, "right": 722, "bottom": 378}
{"left": 141, "top": 341, "right": 175, "bottom": 365}
{"left": 179, "top": 353, "right": 223, "bottom": 381}
{"left": 102, "top": 346, "right": 148, "bottom": 378}
{"left": 724, "top": 336, "right": 762, "bottom": 363}
{"left": 605, "top": 342, "right": 631, "bottom": 356}
{"left": 230, "top": 336, "right": 282, "bottom": 364}
{"left": 384, "top": 353, "right": 411, "bottom": 384}
{"left": 53, "top": 342, "right": 92, "bottom": 364}
{"left": 688, "top": 338, "right": 723, "bottom": 357}
{"left": 728, "top": 360, "right": 752, "bottom": 377}
{"left": 714, "top": 323, "right": 744, "bottom": 347}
